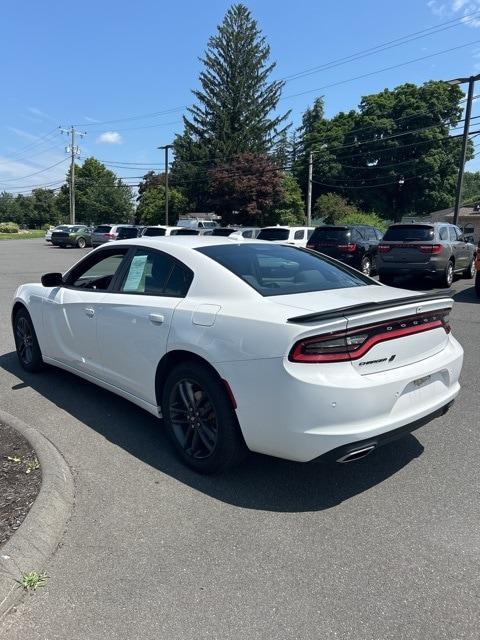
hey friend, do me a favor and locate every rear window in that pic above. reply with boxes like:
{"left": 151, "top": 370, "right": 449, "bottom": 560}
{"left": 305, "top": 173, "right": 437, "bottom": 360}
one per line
{"left": 257, "top": 228, "right": 289, "bottom": 241}
{"left": 196, "top": 244, "right": 373, "bottom": 297}
{"left": 117, "top": 227, "right": 139, "bottom": 239}
{"left": 383, "top": 226, "right": 434, "bottom": 241}
{"left": 212, "top": 228, "right": 235, "bottom": 236}
{"left": 94, "top": 225, "right": 112, "bottom": 233}
{"left": 310, "top": 227, "right": 350, "bottom": 243}
{"left": 174, "top": 228, "right": 199, "bottom": 235}
{"left": 143, "top": 227, "right": 166, "bottom": 237}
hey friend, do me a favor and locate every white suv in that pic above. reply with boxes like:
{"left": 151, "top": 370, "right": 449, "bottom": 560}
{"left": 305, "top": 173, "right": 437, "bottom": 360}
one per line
{"left": 257, "top": 226, "right": 314, "bottom": 247}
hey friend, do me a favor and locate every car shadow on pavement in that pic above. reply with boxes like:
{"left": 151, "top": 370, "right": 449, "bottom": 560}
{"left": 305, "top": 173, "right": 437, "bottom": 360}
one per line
{"left": 452, "top": 286, "right": 479, "bottom": 304}
{"left": 0, "top": 352, "right": 424, "bottom": 514}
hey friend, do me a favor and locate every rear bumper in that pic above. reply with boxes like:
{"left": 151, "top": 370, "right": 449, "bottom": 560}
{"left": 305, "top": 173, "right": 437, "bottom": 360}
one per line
{"left": 219, "top": 336, "right": 463, "bottom": 462}
{"left": 320, "top": 400, "right": 453, "bottom": 463}
{"left": 378, "top": 258, "right": 445, "bottom": 277}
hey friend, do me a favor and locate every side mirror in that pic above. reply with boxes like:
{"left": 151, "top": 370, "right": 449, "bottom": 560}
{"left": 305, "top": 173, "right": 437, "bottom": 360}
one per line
{"left": 41, "top": 272, "right": 63, "bottom": 287}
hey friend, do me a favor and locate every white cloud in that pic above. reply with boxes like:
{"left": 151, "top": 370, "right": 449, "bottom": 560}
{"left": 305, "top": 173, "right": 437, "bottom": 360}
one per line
{"left": 6, "top": 126, "right": 39, "bottom": 141}
{"left": 427, "top": 0, "right": 480, "bottom": 26}
{"left": 84, "top": 116, "right": 100, "bottom": 123}
{"left": 96, "top": 131, "right": 122, "bottom": 144}
{"left": 28, "top": 106, "right": 50, "bottom": 119}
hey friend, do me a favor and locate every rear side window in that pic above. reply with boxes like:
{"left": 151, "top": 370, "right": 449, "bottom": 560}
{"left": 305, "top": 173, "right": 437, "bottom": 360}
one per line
{"left": 119, "top": 248, "right": 193, "bottom": 297}
{"left": 196, "top": 243, "right": 373, "bottom": 297}
{"left": 257, "top": 228, "right": 289, "bottom": 241}
{"left": 94, "top": 225, "right": 112, "bottom": 233}
{"left": 294, "top": 230, "right": 305, "bottom": 240}
{"left": 439, "top": 227, "right": 449, "bottom": 241}
{"left": 383, "top": 226, "right": 434, "bottom": 241}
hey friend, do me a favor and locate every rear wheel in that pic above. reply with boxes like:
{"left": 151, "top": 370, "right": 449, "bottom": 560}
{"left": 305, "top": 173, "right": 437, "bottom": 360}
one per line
{"left": 13, "top": 308, "right": 44, "bottom": 372}
{"left": 463, "top": 259, "right": 476, "bottom": 279}
{"left": 162, "top": 361, "right": 246, "bottom": 474}
{"left": 440, "top": 260, "right": 454, "bottom": 288}
{"left": 360, "top": 255, "right": 372, "bottom": 277}
{"left": 77, "top": 236, "right": 86, "bottom": 249}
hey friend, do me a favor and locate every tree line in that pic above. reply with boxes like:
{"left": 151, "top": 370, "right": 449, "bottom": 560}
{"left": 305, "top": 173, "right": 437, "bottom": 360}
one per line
{"left": 1, "top": 3, "right": 475, "bottom": 230}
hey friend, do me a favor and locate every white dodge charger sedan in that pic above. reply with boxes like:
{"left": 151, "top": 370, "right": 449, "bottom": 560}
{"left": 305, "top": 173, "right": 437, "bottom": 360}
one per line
{"left": 12, "top": 236, "right": 463, "bottom": 473}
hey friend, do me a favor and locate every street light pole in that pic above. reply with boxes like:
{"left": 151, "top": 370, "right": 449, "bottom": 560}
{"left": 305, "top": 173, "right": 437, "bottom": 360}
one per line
{"left": 158, "top": 144, "right": 173, "bottom": 225}
{"left": 448, "top": 74, "right": 480, "bottom": 225}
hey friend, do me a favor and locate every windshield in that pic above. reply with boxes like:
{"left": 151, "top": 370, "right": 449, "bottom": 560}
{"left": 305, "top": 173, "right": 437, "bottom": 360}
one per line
{"left": 196, "top": 243, "right": 373, "bottom": 297}
{"left": 383, "top": 226, "right": 434, "bottom": 241}
{"left": 257, "top": 228, "right": 290, "bottom": 241}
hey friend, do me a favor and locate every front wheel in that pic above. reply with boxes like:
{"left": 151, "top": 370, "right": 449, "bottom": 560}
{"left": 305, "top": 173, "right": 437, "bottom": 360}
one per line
{"left": 13, "top": 308, "right": 44, "bottom": 372}
{"left": 162, "top": 361, "right": 247, "bottom": 474}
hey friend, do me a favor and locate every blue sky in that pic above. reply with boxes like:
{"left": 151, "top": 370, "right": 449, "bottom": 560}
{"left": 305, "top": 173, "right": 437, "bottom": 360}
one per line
{"left": 3, "top": 0, "right": 480, "bottom": 193}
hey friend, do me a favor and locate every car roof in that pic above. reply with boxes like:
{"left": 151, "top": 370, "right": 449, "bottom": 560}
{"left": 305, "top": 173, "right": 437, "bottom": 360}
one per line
{"left": 113, "top": 235, "right": 263, "bottom": 251}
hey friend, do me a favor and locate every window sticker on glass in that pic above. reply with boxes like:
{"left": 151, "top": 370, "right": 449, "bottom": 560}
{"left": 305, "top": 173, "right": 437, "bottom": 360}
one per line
{"left": 123, "top": 254, "right": 148, "bottom": 292}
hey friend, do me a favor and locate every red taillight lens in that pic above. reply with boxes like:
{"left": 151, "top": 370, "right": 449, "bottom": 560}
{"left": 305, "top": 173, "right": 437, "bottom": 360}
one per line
{"left": 289, "top": 309, "right": 451, "bottom": 363}
{"left": 419, "top": 244, "right": 442, "bottom": 254}
{"left": 378, "top": 244, "right": 391, "bottom": 253}
{"left": 337, "top": 243, "right": 357, "bottom": 253}
{"left": 104, "top": 233, "right": 116, "bottom": 238}
{"left": 306, "top": 243, "right": 315, "bottom": 249}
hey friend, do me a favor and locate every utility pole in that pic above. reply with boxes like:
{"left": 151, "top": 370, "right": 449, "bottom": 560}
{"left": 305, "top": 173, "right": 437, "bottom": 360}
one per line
{"left": 306, "top": 150, "right": 313, "bottom": 226}
{"left": 59, "top": 126, "right": 86, "bottom": 224}
{"left": 447, "top": 74, "right": 480, "bottom": 225}
{"left": 158, "top": 144, "right": 173, "bottom": 225}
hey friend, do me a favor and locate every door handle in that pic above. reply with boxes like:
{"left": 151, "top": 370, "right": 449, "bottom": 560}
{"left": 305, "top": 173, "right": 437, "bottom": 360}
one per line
{"left": 85, "top": 308, "right": 95, "bottom": 318}
{"left": 149, "top": 313, "right": 165, "bottom": 325}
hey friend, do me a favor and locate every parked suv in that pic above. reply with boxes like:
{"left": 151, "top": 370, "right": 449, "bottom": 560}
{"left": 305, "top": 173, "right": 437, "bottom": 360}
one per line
{"left": 51, "top": 225, "right": 92, "bottom": 248}
{"left": 475, "top": 241, "right": 480, "bottom": 297}
{"left": 377, "top": 222, "right": 476, "bottom": 287}
{"left": 307, "top": 224, "right": 383, "bottom": 276}
{"left": 91, "top": 224, "right": 133, "bottom": 247}
{"left": 257, "top": 226, "right": 314, "bottom": 247}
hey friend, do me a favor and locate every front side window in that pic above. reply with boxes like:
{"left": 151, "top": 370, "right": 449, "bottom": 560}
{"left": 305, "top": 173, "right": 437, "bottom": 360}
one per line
{"left": 67, "top": 250, "right": 128, "bottom": 290}
{"left": 196, "top": 243, "right": 374, "bottom": 297}
{"left": 448, "top": 227, "right": 457, "bottom": 241}
{"left": 119, "top": 248, "right": 193, "bottom": 297}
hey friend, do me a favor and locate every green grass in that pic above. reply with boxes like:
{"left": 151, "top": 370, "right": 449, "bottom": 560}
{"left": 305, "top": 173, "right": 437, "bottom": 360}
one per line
{"left": 0, "top": 230, "right": 45, "bottom": 240}
{"left": 15, "top": 571, "right": 48, "bottom": 591}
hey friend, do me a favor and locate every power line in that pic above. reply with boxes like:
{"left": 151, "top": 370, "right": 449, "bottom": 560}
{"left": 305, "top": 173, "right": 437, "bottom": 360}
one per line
{"left": 0, "top": 158, "right": 68, "bottom": 183}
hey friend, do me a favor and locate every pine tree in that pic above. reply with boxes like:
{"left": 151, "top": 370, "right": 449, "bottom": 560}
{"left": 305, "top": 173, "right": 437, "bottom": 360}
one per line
{"left": 182, "top": 3, "right": 289, "bottom": 158}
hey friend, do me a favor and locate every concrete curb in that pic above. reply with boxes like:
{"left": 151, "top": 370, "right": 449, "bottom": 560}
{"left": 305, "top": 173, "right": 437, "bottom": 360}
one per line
{"left": 0, "top": 409, "right": 74, "bottom": 619}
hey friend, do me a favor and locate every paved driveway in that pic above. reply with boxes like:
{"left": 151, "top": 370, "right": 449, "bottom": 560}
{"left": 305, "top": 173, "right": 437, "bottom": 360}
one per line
{"left": 1, "top": 239, "right": 479, "bottom": 640}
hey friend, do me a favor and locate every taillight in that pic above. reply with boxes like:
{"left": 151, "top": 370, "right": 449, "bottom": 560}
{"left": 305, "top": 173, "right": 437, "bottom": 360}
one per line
{"left": 419, "top": 244, "right": 442, "bottom": 254}
{"left": 337, "top": 243, "right": 357, "bottom": 253}
{"left": 289, "top": 309, "right": 451, "bottom": 363}
{"left": 104, "top": 233, "right": 116, "bottom": 238}
{"left": 306, "top": 243, "right": 315, "bottom": 249}
{"left": 378, "top": 244, "right": 391, "bottom": 253}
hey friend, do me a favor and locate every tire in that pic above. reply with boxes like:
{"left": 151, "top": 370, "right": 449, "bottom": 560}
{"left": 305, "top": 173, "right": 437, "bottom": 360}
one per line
{"left": 463, "top": 259, "right": 476, "bottom": 279}
{"left": 379, "top": 273, "right": 394, "bottom": 286}
{"left": 162, "top": 361, "right": 247, "bottom": 474}
{"left": 13, "top": 308, "right": 44, "bottom": 373}
{"left": 476, "top": 272, "right": 480, "bottom": 298}
{"left": 77, "top": 236, "right": 86, "bottom": 249}
{"left": 360, "top": 255, "right": 372, "bottom": 277}
{"left": 440, "top": 260, "right": 454, "bottom": 288}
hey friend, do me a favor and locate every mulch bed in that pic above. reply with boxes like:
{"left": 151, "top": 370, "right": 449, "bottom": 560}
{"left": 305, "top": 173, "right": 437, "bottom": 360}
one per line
{"left": 0, "top": 423, "right": 41, "bottom": 547}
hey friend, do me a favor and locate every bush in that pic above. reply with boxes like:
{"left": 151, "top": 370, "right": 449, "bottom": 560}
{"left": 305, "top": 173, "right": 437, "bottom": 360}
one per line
{"left": 0, "top": 222, "right": 19, "bottom": 233}
{"left": 313, "top": 193, "right": 356, "bottom": 224}
{"left": 341, "top": 211, "right": 388, "bottom": 232}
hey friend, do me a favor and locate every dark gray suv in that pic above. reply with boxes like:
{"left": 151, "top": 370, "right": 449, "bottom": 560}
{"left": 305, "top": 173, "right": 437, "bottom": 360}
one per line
{"left": 377, "top": 222, "right": 476, "bottom": 287}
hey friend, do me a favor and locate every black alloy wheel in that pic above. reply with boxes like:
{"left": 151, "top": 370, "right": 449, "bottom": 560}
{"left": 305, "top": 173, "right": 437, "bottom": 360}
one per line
{"left": 162, "top": 361, "right": 247, "bottom": 474}
{"left": 14, "top": 309, "right": 44, "bottom": 372}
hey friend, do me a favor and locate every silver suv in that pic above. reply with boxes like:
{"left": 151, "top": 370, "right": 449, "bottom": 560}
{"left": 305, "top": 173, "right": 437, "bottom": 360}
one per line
{"left": 377, "top": 222, "right": 476, "bottom": 287}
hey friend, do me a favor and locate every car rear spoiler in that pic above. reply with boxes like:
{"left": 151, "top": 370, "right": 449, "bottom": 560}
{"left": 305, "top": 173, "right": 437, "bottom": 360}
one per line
{"left": 287, "top": 293, "right": 453, "bottom": 324}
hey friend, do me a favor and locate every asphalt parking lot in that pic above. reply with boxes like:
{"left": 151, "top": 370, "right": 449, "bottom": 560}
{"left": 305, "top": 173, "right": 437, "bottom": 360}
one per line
{"left": 1, "top": 238, "right": 479, "bottom": 640}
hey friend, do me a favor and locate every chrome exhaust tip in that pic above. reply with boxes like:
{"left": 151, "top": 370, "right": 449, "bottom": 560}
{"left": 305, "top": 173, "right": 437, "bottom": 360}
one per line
{"left": 337, "top": 444, "right": 376, "bottom": 464}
